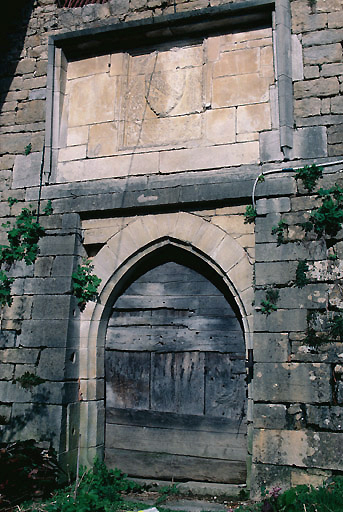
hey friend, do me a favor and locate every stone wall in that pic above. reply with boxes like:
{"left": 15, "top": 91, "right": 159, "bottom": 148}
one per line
{"left": 0, "top": 0, "right": 343, "bottom": 496}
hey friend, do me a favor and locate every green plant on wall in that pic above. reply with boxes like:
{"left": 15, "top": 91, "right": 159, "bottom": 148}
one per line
{"left": 295, "top": 260, "right": 310, "bottom": 288}
{"left": 13, "top": 371, "right": 46, "bottom": 390}
{"left": 244, "top": 204, "right": 257, "bottom": 224}
{"left": 72, "top": 259, "right": 102, "bottom": 311}
{"left": 307, "top": 185, "right": 343, "bottom": 238}
{"left": 271, "top": 219, "right": 288, "bottom": 246}
{"left": 0, "top": 200, "right": 52, "bottom": 310}
{"left": 0, "top": 271, "right": 14, "bottom": 308}
{"left": 294, "top": 163, "right": 323, "bottom": 193}
{"left": 260, "top": 289, "right": 279, "bottom": 316}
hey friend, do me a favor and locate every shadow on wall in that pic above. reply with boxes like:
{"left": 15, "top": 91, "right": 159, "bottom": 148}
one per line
{"left": 0, "top": 0, "right": 35, "bottom": 113}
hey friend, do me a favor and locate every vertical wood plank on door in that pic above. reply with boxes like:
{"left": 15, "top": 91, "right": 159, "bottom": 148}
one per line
{"left": 151, "top": 352, "right": 205, "bottom": 415}
{"left": 106, "top": 351, "right": 150, "bottom": 410}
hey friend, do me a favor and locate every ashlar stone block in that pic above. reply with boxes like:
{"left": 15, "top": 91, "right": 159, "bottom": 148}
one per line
{"left": 68, "top": 74, "right": 117, "bottom": 127}
{"left": 88, "top": 122, "right": 118, "bottom": 157}
{"left": 237, "top": 103, "right": 271, "bottom": 133}
{"left": 254, "top": 362, "right": 332, "bottom": 403}
{"left": 212, "top": 74, "right": 270, "bottom": 108}
{"left": 67, "top": 55, "right": 110, "bottom": 80}
{"left": 213, "top": 48, "right": 260, "bottom": 78}
{"left": 205, "top": 108, "right": 235, "bottom": 144}
{"left": 254, "top": 404, "right": 287, "bottom": 429}
{"left": 254, "top": 332, "right": 289, "bottom": 363}
{"left": 67, "top": 126, "right": 89, "bottom": 147}
{"left": 160, "top": 141, "right": 259, "bottom": 173}
{"left": 254, "top": 429, "right": 343, "bottom": 471}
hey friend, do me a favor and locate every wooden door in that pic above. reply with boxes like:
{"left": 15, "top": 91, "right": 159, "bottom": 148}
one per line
{"left": 105, "top": 262, "right": 247, "bottom": 483}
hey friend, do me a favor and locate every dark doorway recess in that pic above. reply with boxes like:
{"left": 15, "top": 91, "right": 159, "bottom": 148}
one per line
{"left": 105, "top": 248, "right": 247, "bottom": 484}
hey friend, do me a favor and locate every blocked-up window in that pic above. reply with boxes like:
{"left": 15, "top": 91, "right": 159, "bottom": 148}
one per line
{"left": 56, "top": 27, "right": 276, "bottom": 183}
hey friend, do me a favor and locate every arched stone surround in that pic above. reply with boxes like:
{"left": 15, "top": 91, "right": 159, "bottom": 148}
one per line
{"left": 78, "top": 211, "right": 254, "bottom": 468}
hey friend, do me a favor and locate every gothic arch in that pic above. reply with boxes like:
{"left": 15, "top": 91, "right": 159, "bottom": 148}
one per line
{"left": 78, "top": 212, "right": 254, "bottom": 466}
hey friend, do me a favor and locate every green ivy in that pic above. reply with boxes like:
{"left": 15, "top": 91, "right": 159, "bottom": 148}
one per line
{"left": 0, "top": 271, "right": 14, "bottom": 308}
{"left": 260, "top": 289, "right": 279, "bottom": 316}
{"left": 271, "top": 219, "right": 288, "bottom": 246}
{"left": 7, "top": 197, "right": 18, "bottom": 207}
{"left": 72, "top": 259, "right": 102, "bottom": 311}
{"left": 24, "top": 143, "right": 32, "bottom": 156}
{"left": 43, "top": 200, "right": 53, "bottom": 216}
{"left": 0, "top": 203, "right": 51, "bottom": 309}
{"left": 294, "top": 163, "right": 323, "bottom": 193}
{"left": 13, "top": 371, "right": 46, "bottom": 390}
{"left": 310, "top": 185, "right": 343, "bottom": 238}
{"left": 295, "top": 260, "right": 309, "bottom": 288}
{"left": 244, "top": 204, "right": 257, "bottom": 224}
{"left": 327, "top": 313, "right": 343, "bottom": 342}
{"left": 0, "top": 206, "right": 45, "bottom": 266}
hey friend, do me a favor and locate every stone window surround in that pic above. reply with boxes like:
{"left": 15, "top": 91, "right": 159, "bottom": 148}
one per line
{"left": 44, "top": 0, "right": 294, "bottom": 183}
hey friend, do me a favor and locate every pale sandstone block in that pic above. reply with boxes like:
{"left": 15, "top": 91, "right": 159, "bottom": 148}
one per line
{"left": 171, "top": 213, "right": 205, "bottom": 244}
{"left": 159, "top": 67, "right": 203, "bottom": 117}
{"left": 220, "top": 41, "right": 248, "bottom": 52}
{"left": 211, "top": 215, "right": 253, "bottom": 236}
{"left": 237, "top": 103, "right": 271, "bottom": 133}
{"left": 254, "top": 429, "right": 343, "bottom": 470}
{"left": 224, "top": 27, "right": 272, "bottom": 44}
{"left": 206, "top": 36, "right": 223, "bottom": 62}
{"left": 106, "top": 230, "right": 141, "bottom": 268}
{"left": 212, "top": 74, "right": 270, "bottom": 108}
{"left": 260, "top": 45, "right": 274, "bottom": 78}
{"left": 109, "top": 53, "right": 126, "bottom": 76}
{"left": 67, "top": 126, "right": 89, "bottom": 146}
{"left": 68, "top": 74, "right": 117, "bottom": 126}
{"left": 83, "top": 219, "right": 131, "bottom": 245}
{"left": 129, "top": 44, "right": 203, "bottom": 75}
{"left": 91, "top": 245, "right": 118, "bottom": 292}
{"left": 205, "top": 108, "right": 235, "bottom": 144}
{"left": 291, "top": 469, "right": 331, "bottom": 487}
{"left": 88, "top": 122, "right": 119, "bottom": 157}
{"left": 58, "top": 145, "right": 87, "bottom": 162}
{"left": 124, "top": 114, "right": 201, "bottom": 148}
{"left": 236, "top": 132, "right": 259, "bottom": 142}
{"left": 211, "top": 235, "right": 246, "bottom": 273}
{"left": 228, "top": 257, "right": 253, "bottom": 292}
{"left": 124, "top": 74, "right": 151, "bottom": 122}
{"left": 191, "top": 221, "right": 226, "bottom": 258}
{"left": 67, "top": 55, "right": 110, "bottom": 79}
{"left": 246, "top": 38, "right": 273, "bottom": 49}
{"left": 123, "top": 217, "right": 157, "bottom": 249}
{"left": 83, "top": 217, "right": 131, "bottom": 231}
{"left": 160, "top": 141, "right": 259, "bottom": 173}
{"left": 83, "top": 227, "right": 122, "bottom": 245}
{"left": 56, "top": 152, "right": 159, "bottom": 183}
{"left": 213, "top": 48, "right": 260, "bottom": 78}
{"left": 125, "top": 67, "right": 203, "bottom": 122}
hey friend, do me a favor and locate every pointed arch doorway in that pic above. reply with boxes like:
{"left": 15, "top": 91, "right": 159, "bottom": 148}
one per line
{"left": 104, "top": 246, "right": 247, "bottom": 484}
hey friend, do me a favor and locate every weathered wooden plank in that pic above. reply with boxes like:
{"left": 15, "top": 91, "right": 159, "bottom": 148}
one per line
{"left": 106, "top": 408, "right": 247, "bottom": 434}
{"left": 105, "top": 448, "right": 246, "bottom": 484}
{"left": 107, "top": 314, "right": 241, "bottom": 331}
{"left": 151, "top": 352, "right": 205, "bottom": 415}
{"left": 105, "top": 351, "right": 150, "bottom": 410}
{"left": 106, "top": 329, "right": 244, "bottom": 352}
{"left": 113, "top": 295, "right": 235, "bottom": 311}
{"left": 205, "top": 353, "right": 246, "bottom": 419}
{"left": 123, "top": 281, "right": 228, "bottom": 297}
{"left": 106, "top": 423, "right": 246, "bottom": 460}
{"left": 132, "top": 263, "right": 211, "bottom": 283}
